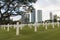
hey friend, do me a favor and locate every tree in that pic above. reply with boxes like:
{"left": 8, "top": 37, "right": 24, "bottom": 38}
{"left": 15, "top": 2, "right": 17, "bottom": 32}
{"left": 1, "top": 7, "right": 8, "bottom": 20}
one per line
{"left": 0, "top": 0, "right": 37, "bottom": 24}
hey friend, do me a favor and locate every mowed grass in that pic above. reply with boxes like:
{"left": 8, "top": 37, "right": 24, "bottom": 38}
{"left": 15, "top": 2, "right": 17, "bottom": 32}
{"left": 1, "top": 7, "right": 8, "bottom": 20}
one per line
{"left": 0, "top": 24, "right": 60, "bottom": 40}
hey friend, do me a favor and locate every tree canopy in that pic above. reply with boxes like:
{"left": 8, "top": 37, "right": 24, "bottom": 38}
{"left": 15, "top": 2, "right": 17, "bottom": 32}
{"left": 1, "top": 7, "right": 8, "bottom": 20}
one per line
{"left": 0, "top": 0, "right": 37, "bottom": 24}
{"left": 0, "top": 0, "right": 37, "bottom": 15}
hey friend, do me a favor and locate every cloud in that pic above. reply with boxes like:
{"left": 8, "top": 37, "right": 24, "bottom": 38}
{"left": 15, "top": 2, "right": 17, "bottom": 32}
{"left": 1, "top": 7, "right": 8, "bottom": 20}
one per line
{"left": 43, "top": 5, "right": 60, "bottom": 12}
{"left": 46, "top": 0, "right": 60, "bottom": 6}
{"left": 47, "top": 0, "right": 57, "bottom": 4}
{"left": 10, "top": 15, "right": 22, "bottom": 21}
{"left": 34, "top": 0, "right": 60, "bottom": 10}
{"left": 36, "top": 0, "right": 50, "bottom": 7}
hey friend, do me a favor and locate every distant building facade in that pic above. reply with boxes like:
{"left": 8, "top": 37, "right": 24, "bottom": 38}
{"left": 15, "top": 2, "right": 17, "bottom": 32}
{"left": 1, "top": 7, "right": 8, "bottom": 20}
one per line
{"left": 21, "top": 10, "right": 42, "bottom": 24}
{"left": 50, "top": 12, "right": 53, "bottom": 20}
{"left": 21, "top": 13, "right": 29, "bottom": 24}
{"left": 30, "top": 10, "right": 35, "bottom": 23}
{"left": 37, "top": 10, "right": 42, "bottom": 23}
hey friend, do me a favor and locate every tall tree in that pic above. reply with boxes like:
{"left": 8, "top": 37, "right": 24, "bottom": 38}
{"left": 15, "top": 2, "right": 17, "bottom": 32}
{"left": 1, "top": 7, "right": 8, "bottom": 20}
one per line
{"left": 0, "top": 0, "right": 37, "bottom": 24}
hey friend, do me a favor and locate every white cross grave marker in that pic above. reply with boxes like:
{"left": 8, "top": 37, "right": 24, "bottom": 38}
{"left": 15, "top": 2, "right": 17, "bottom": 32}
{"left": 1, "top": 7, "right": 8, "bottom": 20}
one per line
{"left": 34, "top": 23, "right": 37, "bottom": 32}
{"left": 16, "top": 22, "right": 19, "bottom": 35}
{"left": 7, "top": 24, "right": 9, "bottom": 31}
{"left": 45, "top": 22, "right": 48, "bottom": 30}
{"left": 57, "top": 22, "right": 59, "bottom": 28}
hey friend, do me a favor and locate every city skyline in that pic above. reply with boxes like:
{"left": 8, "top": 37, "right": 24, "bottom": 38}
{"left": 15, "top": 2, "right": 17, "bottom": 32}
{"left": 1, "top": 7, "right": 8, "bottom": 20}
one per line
{"left": 10, "top": 0, "right": 60, "bottom": 21}
{"left": 33, "top": 0, "right": 60, "bottom": 21}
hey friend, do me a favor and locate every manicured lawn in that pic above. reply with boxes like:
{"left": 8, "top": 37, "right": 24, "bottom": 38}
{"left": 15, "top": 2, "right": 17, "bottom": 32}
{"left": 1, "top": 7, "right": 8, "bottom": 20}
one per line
{"left": 0, "top": 25, "right": 60, "bottom": 40}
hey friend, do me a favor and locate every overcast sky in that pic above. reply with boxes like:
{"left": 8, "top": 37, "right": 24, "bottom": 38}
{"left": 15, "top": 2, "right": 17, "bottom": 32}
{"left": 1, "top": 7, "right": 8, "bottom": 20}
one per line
{"left": 11, "top": 0, "right": 60, "bottom": 21}
{"left": 33, "top": 0, "right": 60, "bottom": 21}
{"left": 34, "top": 0, "right": 60, "bottom": 9}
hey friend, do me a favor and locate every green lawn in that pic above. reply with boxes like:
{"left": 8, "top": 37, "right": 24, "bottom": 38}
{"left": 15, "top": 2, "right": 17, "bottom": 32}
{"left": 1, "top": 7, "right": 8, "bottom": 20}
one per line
{"left": 0, "top": 25, "right": 60, "bottom": 40}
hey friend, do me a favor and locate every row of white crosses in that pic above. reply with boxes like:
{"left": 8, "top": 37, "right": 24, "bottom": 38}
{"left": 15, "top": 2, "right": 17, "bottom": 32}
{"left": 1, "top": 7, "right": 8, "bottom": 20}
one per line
{"left": 0, "top": 22, "right": 60, "bottom": 36}
{"left": 1, "top": 24, "right": 10, "bottom": 31}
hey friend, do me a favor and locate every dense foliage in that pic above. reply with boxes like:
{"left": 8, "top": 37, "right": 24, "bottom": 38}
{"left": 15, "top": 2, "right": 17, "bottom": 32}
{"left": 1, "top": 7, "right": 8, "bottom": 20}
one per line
{"left": 0, "top": 0, "right": 37, "bottom": 24}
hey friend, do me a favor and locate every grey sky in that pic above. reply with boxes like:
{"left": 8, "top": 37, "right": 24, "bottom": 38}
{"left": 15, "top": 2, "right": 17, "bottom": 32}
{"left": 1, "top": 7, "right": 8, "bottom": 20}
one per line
{"left": 34, "top": 0, "right": 60, "bottom": 8}
{"left": 33, "top": 0, "right": 60, "bottom": 21}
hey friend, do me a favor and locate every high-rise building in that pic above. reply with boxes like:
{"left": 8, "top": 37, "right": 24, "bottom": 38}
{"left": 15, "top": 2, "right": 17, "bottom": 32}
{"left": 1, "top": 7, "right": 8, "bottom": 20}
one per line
{"left": 21, "top": 10, "right": 42, "bottom": 24}
{"left": 22, "top": 10, "right": 35, "bottom": 23}
{"left": 25, "top": 14, "right": 30, "bottom": 23}
{"left": 50, "top": 12, "right": 53, "bottom": 20}
{"left": 21, "top": 11, "right": 35, "bottom": 24}
{"left": 30, "top": 10, "right": 35, "bottom": 23}
{"left": 37, "top": 10, "right": 42, "bottom": 23}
